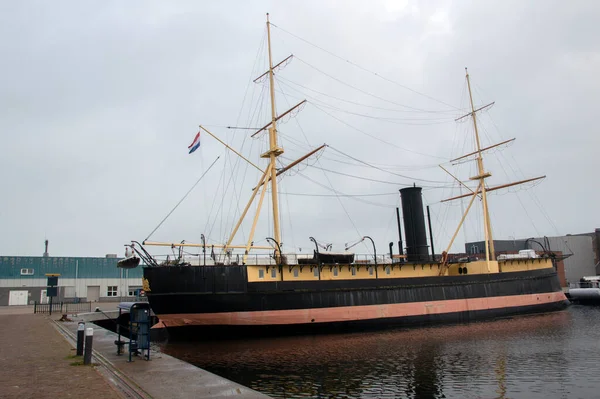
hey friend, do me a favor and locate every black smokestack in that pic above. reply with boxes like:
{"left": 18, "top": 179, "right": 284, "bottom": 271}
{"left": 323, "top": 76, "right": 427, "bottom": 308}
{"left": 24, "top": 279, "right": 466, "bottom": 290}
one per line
{"left": 400, "top": 186, "right": 429, "bottom": 262}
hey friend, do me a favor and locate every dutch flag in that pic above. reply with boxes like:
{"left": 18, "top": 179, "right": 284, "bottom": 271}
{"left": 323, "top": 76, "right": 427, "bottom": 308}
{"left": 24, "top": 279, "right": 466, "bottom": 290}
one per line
{"left": 188, "top": 132, "right": 201, "bottom": 154}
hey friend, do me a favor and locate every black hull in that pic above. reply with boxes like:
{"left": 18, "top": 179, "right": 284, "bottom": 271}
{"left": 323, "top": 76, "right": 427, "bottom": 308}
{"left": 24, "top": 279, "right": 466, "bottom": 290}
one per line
{"left": 143, "top": 266, "right": 567, "bottom": 336}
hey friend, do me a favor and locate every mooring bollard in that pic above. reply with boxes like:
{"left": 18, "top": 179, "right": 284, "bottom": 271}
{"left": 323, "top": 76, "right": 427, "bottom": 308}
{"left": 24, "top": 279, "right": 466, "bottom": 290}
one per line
{"left": 76, "top": 322, "right": 85, "bottom": 356}
{"left": 83, "top": 327, "right": 93, "bottom": 365}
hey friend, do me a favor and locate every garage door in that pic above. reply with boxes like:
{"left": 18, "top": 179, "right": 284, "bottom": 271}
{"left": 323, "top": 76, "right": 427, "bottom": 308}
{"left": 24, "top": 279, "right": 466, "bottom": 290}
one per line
{"left": 9, "top": 290, "right": 28, "bottom": 306}
{"left": 87, "top": 286, "right": 100, "bottom": 302}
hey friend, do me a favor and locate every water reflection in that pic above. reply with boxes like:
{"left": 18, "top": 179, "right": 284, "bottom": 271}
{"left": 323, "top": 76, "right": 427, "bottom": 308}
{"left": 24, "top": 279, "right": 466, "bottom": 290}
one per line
{"left": 159, "top": 307, "right": 600, "bottom": 398}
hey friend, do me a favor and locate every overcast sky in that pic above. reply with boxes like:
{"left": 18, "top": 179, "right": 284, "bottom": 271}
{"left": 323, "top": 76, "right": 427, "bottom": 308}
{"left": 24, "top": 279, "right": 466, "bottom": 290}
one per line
{"left": 1, "top": 0, "right": 598, "bottom": 258}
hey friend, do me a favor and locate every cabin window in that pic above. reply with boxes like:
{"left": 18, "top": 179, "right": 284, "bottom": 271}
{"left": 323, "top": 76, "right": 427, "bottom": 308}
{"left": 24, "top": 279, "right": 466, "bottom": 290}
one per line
{"left": 271, "top": 268, "right": 277, "bottom": 278}
{"left": 351, "top": 267, "right": 356, "bottom": 276}
{"left": 258, "top": 269, "right": 265, "bottom": 279}
{"left": 333, "top": 267, "right": 338, "bottom": 277}
{"left": 128, "top": 287, "right": 142, "bottom": 296}
{"left": 20, "top": 268, "right": 34, "bottom": 276}
{"left": 313, "top": 268, "right": 319, "bottom": 277}
{"left": 369, "top": 267, "right": 374, "bottom": 276}
{"left": 293, "top": 269, "right": 299, "bottom": 278}
{"left": 385, "top": 266, "right": 391, "bottom": 275}
{"left": 107, "top": 286, "right": 118, "bottom": 297}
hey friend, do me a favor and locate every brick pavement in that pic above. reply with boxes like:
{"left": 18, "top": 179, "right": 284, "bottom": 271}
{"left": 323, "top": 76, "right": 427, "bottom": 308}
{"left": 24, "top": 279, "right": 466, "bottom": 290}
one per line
{"left": 0, "top": 314, "right": 121, "bottom": 399}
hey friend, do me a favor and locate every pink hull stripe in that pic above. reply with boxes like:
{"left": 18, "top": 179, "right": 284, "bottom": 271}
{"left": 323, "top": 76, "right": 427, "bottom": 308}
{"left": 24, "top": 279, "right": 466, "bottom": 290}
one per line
{"left": 156, "top": 291, "right": 567, "bottom": 327}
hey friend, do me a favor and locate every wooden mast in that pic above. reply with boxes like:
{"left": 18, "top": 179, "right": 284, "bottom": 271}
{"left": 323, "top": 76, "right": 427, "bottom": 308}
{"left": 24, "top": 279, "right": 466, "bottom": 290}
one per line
{"left": 465, "top": 68, "right": 495, "bottom": 270}
{"left": 438, "top": 69, "right": 547, "bottom": 275}
{"left": 265, "top": 12, "right": 283, "bottom": 257}
{"left": 142, "top": 15, "right": 313, "bottom": 260}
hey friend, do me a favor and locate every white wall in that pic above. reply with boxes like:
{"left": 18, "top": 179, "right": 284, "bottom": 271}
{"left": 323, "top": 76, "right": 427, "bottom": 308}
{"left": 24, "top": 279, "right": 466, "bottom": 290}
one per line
{"left": 0, "top": 277, "right": 142, "bottom": 298}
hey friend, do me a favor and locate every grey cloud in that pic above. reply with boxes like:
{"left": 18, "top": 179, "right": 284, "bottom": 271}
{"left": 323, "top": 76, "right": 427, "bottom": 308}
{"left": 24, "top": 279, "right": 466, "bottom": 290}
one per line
{"left": 1, "top": 0, "right": 598, "bottom": 257}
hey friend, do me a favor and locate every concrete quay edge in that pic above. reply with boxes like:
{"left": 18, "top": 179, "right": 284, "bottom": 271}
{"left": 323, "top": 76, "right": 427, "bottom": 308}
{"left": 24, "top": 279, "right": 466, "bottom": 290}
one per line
{"left": 54, "top": 320, "right": 271, "bottom": 399}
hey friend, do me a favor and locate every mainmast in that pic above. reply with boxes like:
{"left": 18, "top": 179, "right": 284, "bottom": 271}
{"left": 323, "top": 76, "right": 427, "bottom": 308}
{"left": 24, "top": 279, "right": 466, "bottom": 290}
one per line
{"left": 438, "top": 69, "right": 545, "bottom": 275}
{"left": 143, "top": 14, "right": 322, "bottom": 263}
{"left": 264, "top": 13, "right": 284, "bottom": 256}
{"left": 465, "top": 68, "right": 495, "bottom": 265}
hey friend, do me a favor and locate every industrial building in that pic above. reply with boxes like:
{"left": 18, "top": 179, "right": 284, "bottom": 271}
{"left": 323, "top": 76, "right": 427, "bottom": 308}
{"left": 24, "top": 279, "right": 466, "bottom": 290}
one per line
{"left": 466, "top": 230, "right": 600, "bottom": 285}
{"left": 0, "top": 255, "right": 142, "bottom": 306}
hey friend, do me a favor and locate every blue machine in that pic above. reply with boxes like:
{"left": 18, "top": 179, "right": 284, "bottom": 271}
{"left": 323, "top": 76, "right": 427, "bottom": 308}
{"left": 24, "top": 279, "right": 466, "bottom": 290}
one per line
{"left": 115, "top": 302, "right": 151, "bottom": 362}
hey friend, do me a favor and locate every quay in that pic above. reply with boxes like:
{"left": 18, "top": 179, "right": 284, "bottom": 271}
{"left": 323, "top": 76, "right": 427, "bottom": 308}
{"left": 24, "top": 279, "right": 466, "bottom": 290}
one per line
{"left": 0, "top": 305, "right": 270, "bottom": 399}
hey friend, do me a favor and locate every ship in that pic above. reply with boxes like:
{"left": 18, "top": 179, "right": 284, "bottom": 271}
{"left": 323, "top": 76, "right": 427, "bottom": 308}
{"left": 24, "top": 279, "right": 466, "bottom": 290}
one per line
{"left": 125, "top": 14, "right": 568, "bottom": 335}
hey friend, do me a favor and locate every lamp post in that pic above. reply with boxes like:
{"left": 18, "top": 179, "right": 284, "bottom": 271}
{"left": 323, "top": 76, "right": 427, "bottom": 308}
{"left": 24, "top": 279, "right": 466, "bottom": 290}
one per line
{"left": 266, "top": 237, "right": 282, "bottom": 261}
{"left": 266, "top": 237, "right": 283, "bottom": 281}
{"left": 345, "top": 236, "right": 378, "bottom": 278}
{"left": 309, "top": 237, "right": 319, "bottom": 253}
{"left": 363, "top": 235, "right": 377, "bottom": 269}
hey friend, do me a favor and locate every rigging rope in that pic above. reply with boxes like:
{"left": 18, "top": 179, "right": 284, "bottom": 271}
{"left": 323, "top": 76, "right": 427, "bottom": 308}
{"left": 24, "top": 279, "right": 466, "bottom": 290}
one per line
{"left": 295, "top": 57, "right": 453, "bottom": 114}
{"left": 270, "top": 23, "right": 460, "bottom": 111}
{"left": 207, "top": 31, "right": 268, "bottom": 243}
{"left": 281, "top": 191, "right": 399, "bottom": 197}
{"left": 145, "top": 156, "right": 220, "bottom": 242}
{"left": 295, "top": 172, "right": 395, "bottom": 209}
{"left": 277, "top": 132, "right": 441, "bottom": 171}
{"left": 278, "top": 76, "right": 459, "bottom": 115}
{"left": 313, "top": 104, "right": 447, "bottom": 159}
{"left": 280, "top": 86, "right": 457, "bottom": 124}
{"left": 328, "top": 146, "right": 448, "bottom": 183}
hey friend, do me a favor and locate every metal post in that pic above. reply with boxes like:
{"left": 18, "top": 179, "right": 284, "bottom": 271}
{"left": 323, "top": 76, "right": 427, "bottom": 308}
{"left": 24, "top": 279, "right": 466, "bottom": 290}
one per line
{"left": 49, "top": 296, "right": 53, "bottom": 316}
{"left": 75, "top": 260, "right": 78, "bottom": 300}
{"left": 426, "top": 205, "right": 435, "bottom": 262}
{"left": 76, "top": 322, "right": 85, "bottom": 356}
{"left": 83, "top": 328, "right": 93, "bottom": 365}
{"left": 396, "top": 207, "right": 404, "bottom": 258}
{"left": 201, "top": 234, "right": 206, "bottom": 266}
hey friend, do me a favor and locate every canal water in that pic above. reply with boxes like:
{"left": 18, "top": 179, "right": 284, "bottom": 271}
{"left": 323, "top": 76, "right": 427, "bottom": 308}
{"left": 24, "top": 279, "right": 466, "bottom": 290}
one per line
{"left": 159, "top": 305, "right": 600, "bottom": 398}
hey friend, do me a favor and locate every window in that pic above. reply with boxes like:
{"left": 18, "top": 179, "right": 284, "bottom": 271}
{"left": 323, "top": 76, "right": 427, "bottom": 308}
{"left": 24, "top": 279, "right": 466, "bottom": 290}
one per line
{"left": 107, "top": 286, "right": 118, "bottom": 297}
{"left": 258, "top": 269, "right": 265, "bottom": 279}
{"left": 293, "top": 269, "right": 299, "bottom": 278}
{"left": 351, "top": 267, "right": 356, "bottom": 276}
{"left": 271, "top": 268, "right": 277, "bottom": 278}
{"left": 20, "top": 268, "right": 34, "bottom": 276}
{"left": 369, "top": 267, "right": 374, "bottom": 276}
{"left": 333, "top": 267, "right": 338, "bottom": 277}
{"left": 128, "top": 287, "right": 142, "bottom": 296}
{"left": 385, "top": 266, "right": 391, "bottom": 275}
{"left": 313, "top": 268, "right": 319, "bottom": 277}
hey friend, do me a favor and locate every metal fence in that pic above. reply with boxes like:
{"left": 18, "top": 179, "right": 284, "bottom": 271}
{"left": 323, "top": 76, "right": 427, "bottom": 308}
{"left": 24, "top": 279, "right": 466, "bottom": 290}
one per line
{"left": 33, "top": 301, "right": 92, "bottom": 314}
{"left": 99, "top": 296, "right": 149, "bottom": 303}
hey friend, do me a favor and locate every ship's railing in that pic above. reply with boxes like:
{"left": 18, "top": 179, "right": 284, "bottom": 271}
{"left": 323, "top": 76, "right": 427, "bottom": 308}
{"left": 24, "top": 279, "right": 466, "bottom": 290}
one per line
{"left": 148, "top": 252, "right": 431, "bottom": 266}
